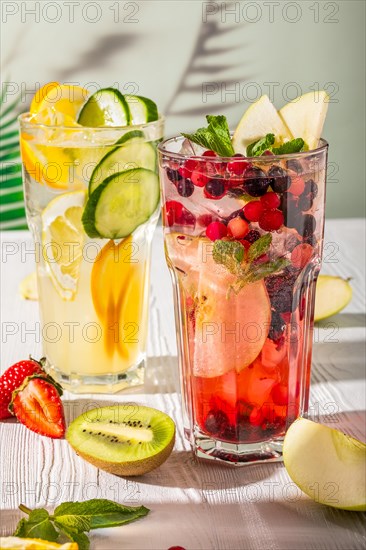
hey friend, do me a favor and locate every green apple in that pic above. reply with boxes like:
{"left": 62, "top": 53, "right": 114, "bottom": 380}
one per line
{"left": 283, "top": 418, "right": 366, "bottom": 511}
{"left": 315, "top": 275, "right": 352, "bottom": 322}
{"left": 279, "top": 91, "right": 329, "bottom": 150}
{"left": 232, "top": 95, "right": 293, "bottom": 154}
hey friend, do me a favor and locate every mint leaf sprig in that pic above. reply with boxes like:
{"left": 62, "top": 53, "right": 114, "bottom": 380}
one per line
{"left": 213, "top": 234, "right": 290, "bottom": 295}
{"left": 14, "top": 500, "right": 150, "bottom": 550}
{"left": 246, "top": 133, "right": 307, "bottom": 157}
{"left": 182, "top": 115, "right": 235, "bottom": 157}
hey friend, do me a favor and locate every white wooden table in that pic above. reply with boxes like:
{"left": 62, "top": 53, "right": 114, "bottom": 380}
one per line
{"left": 1, "top": 219, "right": 365, "bottom": 550}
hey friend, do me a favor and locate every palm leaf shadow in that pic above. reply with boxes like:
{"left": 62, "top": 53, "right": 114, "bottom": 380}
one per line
{"left": 165, "top": 3, "right": 250, "bottom": 118}
{"left": 58, "top": 33, "right": 139, "bottom": 81}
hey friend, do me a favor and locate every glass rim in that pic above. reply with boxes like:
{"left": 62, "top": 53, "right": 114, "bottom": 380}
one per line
{"left": 158, "top": 135, "right": 328, "bottom": 161}
{"left": 18, "top": 112, "right": 165, "bottom": 132}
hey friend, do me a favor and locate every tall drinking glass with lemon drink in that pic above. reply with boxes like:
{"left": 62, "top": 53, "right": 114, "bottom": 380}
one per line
{"left": 19, "top": 83, "right": 164, "bottom": 392}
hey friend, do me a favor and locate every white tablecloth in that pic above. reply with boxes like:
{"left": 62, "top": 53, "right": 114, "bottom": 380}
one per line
{"left": 1, "top": 219, "right": 365, "bottom": 550}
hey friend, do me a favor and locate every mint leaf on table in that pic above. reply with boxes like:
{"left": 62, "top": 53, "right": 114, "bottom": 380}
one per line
{"left": 54, "top": 499, "right": 149, "bottom": 529}
{"left": 182, "top": 115, "right": 235, "bottom": 157}
{"left": 13, "top": 508, "right": 59, "bottom": 541}
{"left": 246, "top": 133, "right": 275, "bottom": 157}
{"left": 13, "top": 499, "right": 150, "bottom": 548}
{"left": 272, "top": 138, "right": 306, "bottom": 155}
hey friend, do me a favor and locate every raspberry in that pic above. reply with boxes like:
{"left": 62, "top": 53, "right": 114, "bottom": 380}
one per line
{"left": 259, "top": 210, "right": 284, "bottom": 231}
{"left": 244, "top": 229, "right": 261, "bottom": 244}
{"left": 243, "top": 200, "right": 264, "bottom": 222}
{"left": 260, "top": 192, "right": 280, "bottom": 210}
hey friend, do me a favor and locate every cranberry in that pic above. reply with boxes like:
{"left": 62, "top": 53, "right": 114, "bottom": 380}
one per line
{"left": 291, "top": 243, "right": 314, "bottom": 269}
{"left": 259, "top": 210, "right": 284, "bottom": 231}
{"left": 191, "top": 170, "right": 209, "bottom": 187}
{"left": 228, "top": 154, "right": 250, "bottom": 176}
{"left": 240, "top": 239, "right": 251, "bottom": 251}
{"left": 227, "top": 216, "right": 249, "bottom": 239}
{"left": 304, "top": 178, "right": 318, "bottom": 198}
{"left": 202, "top": 149, "right": 217, "bottom": 157}
{"left": 289, "top": 175, "right": 305, "bottom": 196}
{"left": 206, "top": 221, "right": 228, "bottom": 241}
{"left": 262, "top": 149, "right": 274, "bottom": 156}
{"left": 164, "top": 200, "right": 183, "bottom": 227}
{"left": 204, "top": 178, "right": 226, "bottom": 199}
{"left": 286, "top": 159, "right": 303, "bottom": 174}
{"left": 177, "top": 178, "right": 194, "bottom": 198}
{"left": 164, "top": 201, "right": 195, "bottom": 228}
{"left": 268, "top": 165, "right": 291, "bottom": 193}
{"left": 244, "top": 229, "right": 261, "bottom": 244}
{"left": 260, "top": 192, "right": 280, "bottom": 210}
{"left": 184, "top": 158, "right": 198, "bottom": 172}
{"left": 271, "top": 383, "right": 288, "bottom": 406}
{"left": 178, "top": 166, "right": 192, "bottom": 179}
{"left": 166, "top": 167, "right": 182, "bottom": 184}
{"left": 204, "top": 409, "right": 229, "bottom": 436}
{"left": 243, "top": 200, "right": 264, "bottom": 222}
{"left": 197, "top": 213, "right": 213, "bottom": 227}
{"left": 167, "top": 547, "right": 186, "bottom": 550}
{"left": 243, "top": 166, "right": 271, "bottom": 197}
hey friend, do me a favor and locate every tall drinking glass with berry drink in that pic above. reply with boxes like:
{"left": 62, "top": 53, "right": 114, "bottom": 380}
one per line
{"left": 20, "top": 83, "right": 163, "bottom": 392}
{"left": 158, "top": 92, "right": 329, "bottom": 464}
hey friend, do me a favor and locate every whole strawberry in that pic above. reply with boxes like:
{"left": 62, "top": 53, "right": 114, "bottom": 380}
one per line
{"left": 10, "top": 375, "right": 65, "bottom": 439}
{"left": 0, "top": 358, "right": 45, "bottom": 419}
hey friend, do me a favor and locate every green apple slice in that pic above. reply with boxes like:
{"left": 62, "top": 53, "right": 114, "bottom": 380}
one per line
{"left": 315, "top": 275, "right": 352, "bottom": 322}
{"left": 232, "top": 95, "right": 293, "bottom": 155}
{"left": 279, "top": 91, "right": 329, "bottom": 150}
{"left": 283, "top": 418, "right": 366, "bottom": 511}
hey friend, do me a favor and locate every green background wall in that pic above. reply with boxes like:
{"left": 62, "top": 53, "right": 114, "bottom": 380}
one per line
{"left": 1, "top": 0, "right": 365, "bottom": 218}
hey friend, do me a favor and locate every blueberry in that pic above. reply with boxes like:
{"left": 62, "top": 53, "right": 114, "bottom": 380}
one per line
{"left": 280, "top": 192, "right": 302, "bottom": 228}
{"left": 228, "top": 186, "right": 246, "bottom": 198}
{"left": 304, "top": 179, "right": 318, "bottom": 198}
{"left": 296, "top": 214, "right": 316, "bottom": 238}
{"left": 204, "top": 410, "right": 228, "bottom": 437}
{"left": 166, "top": 167, "right": 182, "bottom": 184}
{"left": 286, "top": 159, "right": 303, "bottom": 174}
{"left": 268, "top": 165, "right": 291, "bottom": 193}
{"left": 298, "top": 192, "right": 313, "bottom": 212}
{"left": 243, "top": 166, "right": 271, "bottom": 197}
{"left": 177, "top": 178, "right": 194, "bottom": 197}
{"left": 205, "top": 178, "right": 225, "bottom": 198}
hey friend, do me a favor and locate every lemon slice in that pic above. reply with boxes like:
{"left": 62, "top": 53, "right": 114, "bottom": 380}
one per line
{"left": 0, "top": 537, "right": 78, "bottom": 549}
{"left": 31, "top": 82, "right": 89, "bottom": 122}
{"left": 19, "top": 271, "right": 38, "bottom": 300}
{"left": 42, "top": 191, "right": 86, "bottom": 301}
{"left": 279, "top": 91, "right": 329, "bottom": 150}
{"left": 232, "top": 95, "right": 293, "bottom": 154}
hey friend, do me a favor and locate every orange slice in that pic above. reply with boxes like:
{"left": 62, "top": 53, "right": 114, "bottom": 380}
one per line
{"left": 91, "top": 237, "right": 145, "bottom": 361}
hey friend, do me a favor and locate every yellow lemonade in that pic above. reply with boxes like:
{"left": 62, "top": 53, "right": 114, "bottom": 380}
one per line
{"left": 20, "top": 83, "right": 163, "bottom": 392}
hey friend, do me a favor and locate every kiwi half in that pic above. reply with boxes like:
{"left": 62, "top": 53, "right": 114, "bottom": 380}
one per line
{"left": 66, "top": 404, "right": 175, "bottom": 476}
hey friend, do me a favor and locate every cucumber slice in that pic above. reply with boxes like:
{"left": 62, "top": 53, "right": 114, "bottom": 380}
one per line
{"left": 116, "top": 129, "right": 144, "bottom": 145}
{"left": 78, "top": 88, "right": 130, "bottom": 127}
{"left": 89, "top": 138, "right": 157, "bottom": 194}
{"left": 82, "top": 168, "right": 160, "bottom": 239}
{"left": 125, "top": 95, "right": 158, "bottom": 124}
